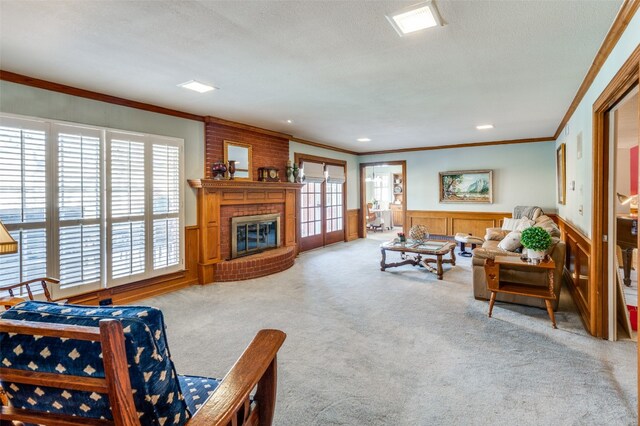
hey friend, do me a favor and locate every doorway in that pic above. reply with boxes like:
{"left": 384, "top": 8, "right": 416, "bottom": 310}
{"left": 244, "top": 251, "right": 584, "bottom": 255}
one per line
{"left": 295, "top": 153, "right": 347, "bottom": 252}
{"left": 609, "top": 88, "right": 639, "bottom": 340}
{"left": 359, "top": 161, "right": 406, "bottom": 240}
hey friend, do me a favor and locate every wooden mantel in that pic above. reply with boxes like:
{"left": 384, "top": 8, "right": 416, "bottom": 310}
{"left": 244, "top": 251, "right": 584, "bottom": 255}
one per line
{"left": 189, "top": 179, "right": 303, "bottom": 284}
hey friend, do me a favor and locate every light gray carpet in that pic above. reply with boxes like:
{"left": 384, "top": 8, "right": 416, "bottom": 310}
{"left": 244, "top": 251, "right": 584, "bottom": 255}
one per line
{"left": 141, "top": 238, "right": 637, "bottom": 425}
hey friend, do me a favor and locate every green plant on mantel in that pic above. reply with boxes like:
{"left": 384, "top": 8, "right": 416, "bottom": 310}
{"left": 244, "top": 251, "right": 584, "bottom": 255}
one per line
{"left": 521, "top": 226, "right": 552, "bottom": 252}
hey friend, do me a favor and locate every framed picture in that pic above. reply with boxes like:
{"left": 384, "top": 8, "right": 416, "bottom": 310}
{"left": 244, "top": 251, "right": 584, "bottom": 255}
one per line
{"left": 557, "top": 143, "right": 566, "bottom": 204}
{"left": 439, "top": 170, "right": 493, "bottom": 203}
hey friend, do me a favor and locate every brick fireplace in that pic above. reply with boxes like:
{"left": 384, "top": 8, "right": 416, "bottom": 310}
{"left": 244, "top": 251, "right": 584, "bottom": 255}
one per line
{"left": 189, "top": 179, "right": 302, "bottom": 284}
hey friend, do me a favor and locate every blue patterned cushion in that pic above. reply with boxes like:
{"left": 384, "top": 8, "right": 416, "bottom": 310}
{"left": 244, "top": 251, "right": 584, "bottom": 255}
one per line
{"left": 178, "top": 375, "right": 220, "bottom": 413}
{"left": 0, "top": 301, "right": 190, "bottom": 425}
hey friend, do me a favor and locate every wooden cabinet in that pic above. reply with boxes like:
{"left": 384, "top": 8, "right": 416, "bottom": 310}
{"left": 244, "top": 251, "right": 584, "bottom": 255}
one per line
{"left": 390, "top": 204, "right": 404, "bottom": 227}
{"left": 392, "top": 173, "right": 403, "bottom": 204}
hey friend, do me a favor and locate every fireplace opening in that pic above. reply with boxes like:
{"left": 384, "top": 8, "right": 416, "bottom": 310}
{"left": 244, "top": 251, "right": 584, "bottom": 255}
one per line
{"left": 231, "top": 213, "right": 281, "bottom": 259}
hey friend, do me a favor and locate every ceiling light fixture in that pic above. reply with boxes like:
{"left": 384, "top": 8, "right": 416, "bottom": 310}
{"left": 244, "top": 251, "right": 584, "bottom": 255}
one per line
{"left": 286, "top": 119, "right": 293, "bottom": 124}
{"left": 386, "top": 1, "right": 443, "bottom": 36}
{"left": 476, "top": 124, "right": 494, "bottom": 130}
{"left": 178, "top": 80, "right": 216, "bottom": 93}
{"left": 357, "top": 138, "right": 371, "bottom": 142}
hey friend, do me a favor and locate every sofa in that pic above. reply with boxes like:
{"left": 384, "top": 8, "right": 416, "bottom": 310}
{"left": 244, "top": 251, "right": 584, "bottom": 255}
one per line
{"left": 472, "top": 207, "right": 566, "bottom": 310}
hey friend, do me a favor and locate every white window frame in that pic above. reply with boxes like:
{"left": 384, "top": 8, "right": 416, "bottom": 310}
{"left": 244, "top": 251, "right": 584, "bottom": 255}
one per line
{"left": 0, "top": 113, "right": 185, "bottom": 299}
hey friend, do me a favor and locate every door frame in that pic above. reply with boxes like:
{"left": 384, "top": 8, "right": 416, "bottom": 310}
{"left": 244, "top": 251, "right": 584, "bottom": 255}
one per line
{"left": 294, "top": 152, "right": 348, "bottom": 251}
{"left": 359, "top": 160, "right": 407, "bottom": 237}
{"left": 592, "top": 44, "right": 640, "bottom": 339}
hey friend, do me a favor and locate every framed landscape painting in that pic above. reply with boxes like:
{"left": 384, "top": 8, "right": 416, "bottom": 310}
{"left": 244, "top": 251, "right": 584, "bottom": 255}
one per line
{"left": 439, "top": 170, "right": 493, "bottom": 203}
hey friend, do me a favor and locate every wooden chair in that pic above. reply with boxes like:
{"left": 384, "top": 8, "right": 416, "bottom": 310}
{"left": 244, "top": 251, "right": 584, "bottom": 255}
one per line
{"left": 0, "top": 302, "right": 286, "bottom": 426}
{"left": 366, "top": 203, "right": 384, "bottom": 232}
{"left": 0, "top": 277, "right": 62, "bottom": 309}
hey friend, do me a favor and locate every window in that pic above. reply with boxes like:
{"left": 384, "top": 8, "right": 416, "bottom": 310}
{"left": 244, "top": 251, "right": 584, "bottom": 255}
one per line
{"left": 0, "top": 114, "right": 184, "bottom": 297}
{"left": 0, "top": 118, "right": 48, "bottom": 287}
{"left": 373, "top": 174, "right": 391, "bottom": 206}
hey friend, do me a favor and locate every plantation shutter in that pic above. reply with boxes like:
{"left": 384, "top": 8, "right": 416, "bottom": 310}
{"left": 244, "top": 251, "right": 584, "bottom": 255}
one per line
{"left": 54, "top": 125, "right": 103, "bottom": 290}
{"left": 107, "top": 132, "right": 146, "bottom": 282}
{"left": 152, "top": 142, "right": 182, "bottom": 270}
{"left": 0, "top": 117, "right": 48, "bottom": 289}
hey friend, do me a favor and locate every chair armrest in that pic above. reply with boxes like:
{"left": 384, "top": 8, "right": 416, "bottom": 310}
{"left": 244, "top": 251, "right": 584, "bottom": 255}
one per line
{"left": 485, "top": 228, "right": 506, "bottom": 241}
{"left": 188, "top": 329, "right": 286, "bottom": 426}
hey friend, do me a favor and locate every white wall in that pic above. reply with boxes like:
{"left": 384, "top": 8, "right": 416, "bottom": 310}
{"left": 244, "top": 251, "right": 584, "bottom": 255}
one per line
{"left": 360, "top": 142, "right": 557, "bottom": 213}
{"left": 0, "top": 81, "right": 205, "bottom": 226}
{"left": 289, "top": 141, "right": 360, "bottom": 209}
{"left": 555, "top": 12, "right": 640, "bottom": 237}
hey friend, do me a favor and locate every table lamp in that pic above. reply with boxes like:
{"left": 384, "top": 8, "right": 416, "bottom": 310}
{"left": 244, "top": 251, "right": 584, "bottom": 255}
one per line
{"left": 0, "top": 220, "right": 18, "bottom": 255}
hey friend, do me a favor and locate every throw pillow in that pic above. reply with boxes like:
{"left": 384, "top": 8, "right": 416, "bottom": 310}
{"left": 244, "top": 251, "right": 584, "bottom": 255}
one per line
{"left": 501, "top": 218, "right": 521, "bottom": 231}
{"left": 535, "top": 215, "right": 561, "bottom": 237}
{"left": 498, "top": 231, "right": 522, "bottom": 252}
{"left": 515, "top": 218, "right": 535, "bottom": 232}
{"left": 485, "top": 229, "right": 507, "bottom": 241}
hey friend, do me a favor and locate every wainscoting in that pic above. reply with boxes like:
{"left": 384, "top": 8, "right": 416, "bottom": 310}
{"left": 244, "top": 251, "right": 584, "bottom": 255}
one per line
{"left": 406, "top": 210, "right": 510, "bottom": 238}
{"left": 68, "top": 226, "right": 200, "bottom": 305}
{"left": 556, "top": 217, "right": 594, "bottom": 335}
{"left": 347, "top": 209, "right": 360, "bottom": 241}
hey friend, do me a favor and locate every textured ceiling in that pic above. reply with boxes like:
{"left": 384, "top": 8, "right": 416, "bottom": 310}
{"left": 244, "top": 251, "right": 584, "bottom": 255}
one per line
{"left": 0, "top": 0, "right": 623, "bottom": 152}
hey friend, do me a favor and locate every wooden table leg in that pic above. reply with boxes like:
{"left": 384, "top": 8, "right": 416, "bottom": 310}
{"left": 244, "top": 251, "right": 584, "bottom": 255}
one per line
{"left": 450, "top": 246, "right": 456, "bottom": 266}
{"left": 380, "top": 248, "right": 386, "bottom": 271}
{"left": 622, "top": 247, "right": 633, "bottom": 286}
{"left": 436, "top": 254, "right": 443, "bottom": 280}
{"left": 488, "top": 291, "right": 496, "bottom": 318}
{"left": 544, "top": 299, "right": 557, "bottom": 329}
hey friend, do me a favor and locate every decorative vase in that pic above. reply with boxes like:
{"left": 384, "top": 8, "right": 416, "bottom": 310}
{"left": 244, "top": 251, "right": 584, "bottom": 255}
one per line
{"left": 211, "top": 161, "right": 227, "bottom": 180}
{"left": 527, "top": 249, "right": 545, "bottom": 261}
{"left": 286, "top": 166, "right": 294, "bottom": 183}
{"left": 409, "top": 225, "right": 429, "bottom": 243}
{"left": 227, "top": 160, "right": 236, "bottom": 180}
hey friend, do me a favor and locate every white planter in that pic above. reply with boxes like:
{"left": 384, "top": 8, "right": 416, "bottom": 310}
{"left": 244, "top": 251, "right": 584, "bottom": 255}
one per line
{"left": 527, "top": 249, "right": 545, "bottom": 260}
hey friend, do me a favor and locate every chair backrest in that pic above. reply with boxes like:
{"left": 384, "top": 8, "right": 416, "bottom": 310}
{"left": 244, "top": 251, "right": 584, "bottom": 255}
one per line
{"left": 366, "top": 203, "right": 376, "bottom": 222}
{"left": 0, "top": 301, "right": 190, "bottom": 425}
{"left": 0, "top": 277, "right": 60, "bottom": 305}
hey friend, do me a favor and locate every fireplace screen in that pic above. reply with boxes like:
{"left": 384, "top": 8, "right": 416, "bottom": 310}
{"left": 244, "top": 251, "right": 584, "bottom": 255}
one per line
{"left": 231, "top": 213, "right": 280, "bottom": 259}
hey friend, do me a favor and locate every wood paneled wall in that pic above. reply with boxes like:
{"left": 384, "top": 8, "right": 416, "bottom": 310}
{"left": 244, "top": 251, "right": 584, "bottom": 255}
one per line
{"left": 68, "top": 226, "right": 199, "bottom": 305}
{"left": 556, "top": 217, "right": 592, "bottom": 333}
{"left": 406, "top": 210, "right": 510, "bottom": 237}
{"left": 347, "top": 209, "right": 360, "bottom": 241}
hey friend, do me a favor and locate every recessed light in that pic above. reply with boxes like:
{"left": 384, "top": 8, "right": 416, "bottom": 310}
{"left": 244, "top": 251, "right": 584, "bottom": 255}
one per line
{"left": 386, "top": 1, "right": 443, "bottom": 37}
{"left": 476, "top": 124, "right": 494, "bottom": 130}
{"left": 178, "top": 80, "right": 216, "bottom": 93}
{"left": 357, "top": 138, "right": 371, "bottom": 142}
{"left": 286, "top": 119, "right": 293, "bottom": 124}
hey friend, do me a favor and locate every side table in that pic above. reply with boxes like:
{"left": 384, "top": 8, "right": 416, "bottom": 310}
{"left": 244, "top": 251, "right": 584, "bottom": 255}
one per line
{"left": 484, "top": 256, "right": 558, "bottom": 328}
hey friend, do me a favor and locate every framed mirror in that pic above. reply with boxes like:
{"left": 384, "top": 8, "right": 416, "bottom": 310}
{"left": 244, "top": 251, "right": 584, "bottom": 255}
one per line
{"left": 224, "top": 140, "right": 252, "bottom": 180}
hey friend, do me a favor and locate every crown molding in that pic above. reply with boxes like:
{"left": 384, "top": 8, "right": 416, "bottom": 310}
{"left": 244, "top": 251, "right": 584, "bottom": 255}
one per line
{"left": 553, "top": 0, "right": 640, "bottom": 139}
{"left": 291, "top": 137, "right": 359, "bottom": 156}
{"left": 0, "top": 70, "right": 206, "bottom": 122}
{"left": 204, "top": 116, "right": 292, "bottom": 140}
{"left": 357, "top": 136, "right": 555, "bottom": 156}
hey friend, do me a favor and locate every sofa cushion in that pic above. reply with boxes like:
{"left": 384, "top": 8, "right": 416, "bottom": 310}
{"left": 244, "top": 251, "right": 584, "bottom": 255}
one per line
{"left": 501, "top": 218, "right": 520, "bottom": 231}
{"left": 535, "top": 215, "right": 561, "bottom": 237}
{"left": 0, "top": 301, "right": 190, "bottom": 425}
{"left": 485, "top": 228, "right": 508, "bottom": 241}
{"left": 515, "top": 218, "right": 535, "bottom": 232}
{"left": 178, "top": 375, "right": 220, "bottom": 414}
{"left": 498, "top": 231, "right": 522, "bottom": 251}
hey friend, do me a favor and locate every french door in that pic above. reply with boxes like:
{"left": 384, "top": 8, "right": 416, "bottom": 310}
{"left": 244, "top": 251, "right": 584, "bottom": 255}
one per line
{"left": 297, "top": 156, "right": 346, "bottom": 252}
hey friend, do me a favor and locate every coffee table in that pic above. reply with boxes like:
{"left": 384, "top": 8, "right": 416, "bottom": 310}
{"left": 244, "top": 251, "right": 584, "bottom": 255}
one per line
{"left": 380, "top": 239, "right": 456, "bottom": 280}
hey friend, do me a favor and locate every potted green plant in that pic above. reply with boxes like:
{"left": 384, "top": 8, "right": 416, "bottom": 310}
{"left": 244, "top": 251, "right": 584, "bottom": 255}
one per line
{"left": 521, "top": 226, "right": 553, "bottom": 261}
